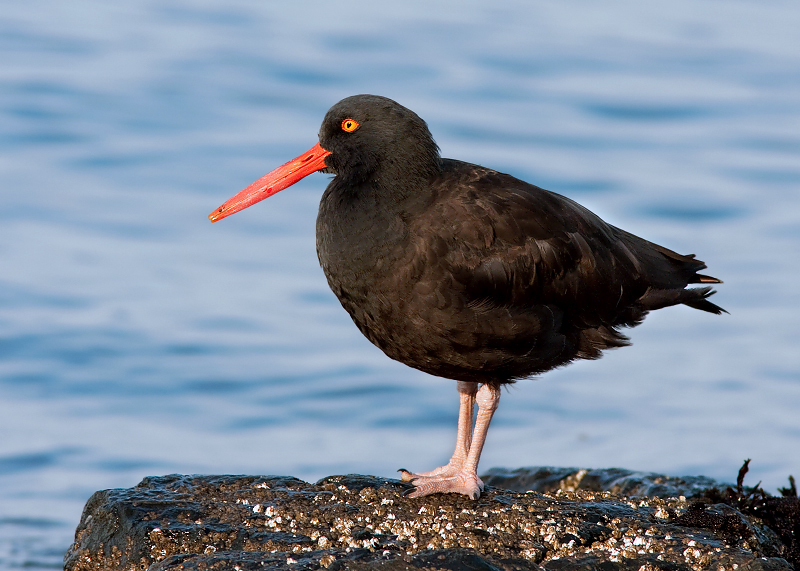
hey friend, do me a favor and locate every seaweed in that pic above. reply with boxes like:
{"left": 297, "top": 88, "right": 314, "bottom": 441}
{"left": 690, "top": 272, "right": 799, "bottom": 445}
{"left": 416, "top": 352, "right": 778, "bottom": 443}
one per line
{"left": 694, "top": 460, "right": 799, "bottom": 568}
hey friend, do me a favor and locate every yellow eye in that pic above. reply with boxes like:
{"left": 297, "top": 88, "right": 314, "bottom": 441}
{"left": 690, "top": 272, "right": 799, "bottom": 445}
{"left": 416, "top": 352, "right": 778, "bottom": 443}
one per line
{"left": 341, "top": 118, "right": 360, "bottom": 132}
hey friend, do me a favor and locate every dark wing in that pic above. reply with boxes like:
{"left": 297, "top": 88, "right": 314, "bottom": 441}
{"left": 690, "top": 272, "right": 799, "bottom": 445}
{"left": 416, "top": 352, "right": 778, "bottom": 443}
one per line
{"left": 405, "top": 160, "right": 723, "bottom": 372}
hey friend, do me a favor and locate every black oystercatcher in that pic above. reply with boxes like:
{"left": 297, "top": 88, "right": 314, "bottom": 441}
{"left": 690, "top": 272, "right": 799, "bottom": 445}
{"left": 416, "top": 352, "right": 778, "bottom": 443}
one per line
{"left": 209, "top": 94, "right": 725, "bottom": 499}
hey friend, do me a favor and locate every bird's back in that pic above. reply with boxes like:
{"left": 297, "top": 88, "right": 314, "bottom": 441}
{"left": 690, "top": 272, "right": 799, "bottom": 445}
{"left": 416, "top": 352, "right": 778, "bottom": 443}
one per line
{"left": 318, "top": 158, "right": 723, "bottom": 384}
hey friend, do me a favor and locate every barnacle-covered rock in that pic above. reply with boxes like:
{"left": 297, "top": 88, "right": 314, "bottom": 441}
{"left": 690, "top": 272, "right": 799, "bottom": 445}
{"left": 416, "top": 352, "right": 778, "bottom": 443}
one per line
{"left": 64, "top": 470, "right": 793, "bottom": 571}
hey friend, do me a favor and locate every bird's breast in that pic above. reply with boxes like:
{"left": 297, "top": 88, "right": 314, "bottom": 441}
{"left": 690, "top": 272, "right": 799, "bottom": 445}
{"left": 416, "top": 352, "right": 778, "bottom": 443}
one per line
{"left": 316, "top": 182, "right": 413, "bottom": 316}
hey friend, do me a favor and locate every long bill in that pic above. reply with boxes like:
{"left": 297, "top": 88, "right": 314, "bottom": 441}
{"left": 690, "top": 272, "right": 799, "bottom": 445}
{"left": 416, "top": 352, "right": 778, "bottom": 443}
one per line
{"left": 209, "top": 142, "right": 331, "bottom": 222}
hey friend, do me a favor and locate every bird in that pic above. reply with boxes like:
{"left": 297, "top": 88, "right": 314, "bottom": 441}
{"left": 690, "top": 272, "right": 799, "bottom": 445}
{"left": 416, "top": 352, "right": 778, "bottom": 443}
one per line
{"left": 209, "top": 94, "right": 725, "bottom": 500}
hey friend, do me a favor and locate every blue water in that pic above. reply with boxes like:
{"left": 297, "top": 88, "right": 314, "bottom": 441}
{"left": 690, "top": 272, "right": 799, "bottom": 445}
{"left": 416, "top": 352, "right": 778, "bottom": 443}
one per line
{"left": 2, "top": 1, "right": 799, "bottom": 567}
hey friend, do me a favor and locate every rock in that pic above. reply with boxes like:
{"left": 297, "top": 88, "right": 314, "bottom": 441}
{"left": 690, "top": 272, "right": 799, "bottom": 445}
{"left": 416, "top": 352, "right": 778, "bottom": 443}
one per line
{"left": 64, "top": 470, "right": 794, "bottom": 571}
{"left": 481, "top": 466, "right": 724, "bottom": 499}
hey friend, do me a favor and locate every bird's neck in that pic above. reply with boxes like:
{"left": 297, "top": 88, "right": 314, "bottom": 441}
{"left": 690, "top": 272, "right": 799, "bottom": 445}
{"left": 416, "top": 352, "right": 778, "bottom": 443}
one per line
{"left": 316, "top": 169, "right": 436, "bottom": 283}
{"left": 325, "top": 154, "right": 440, "bottom": 218}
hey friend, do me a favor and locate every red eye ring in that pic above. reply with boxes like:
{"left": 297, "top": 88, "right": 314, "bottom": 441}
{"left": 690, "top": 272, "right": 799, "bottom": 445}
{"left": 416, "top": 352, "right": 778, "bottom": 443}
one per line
{"left": 341, "top": 118, "right": 360, "bottom": 132}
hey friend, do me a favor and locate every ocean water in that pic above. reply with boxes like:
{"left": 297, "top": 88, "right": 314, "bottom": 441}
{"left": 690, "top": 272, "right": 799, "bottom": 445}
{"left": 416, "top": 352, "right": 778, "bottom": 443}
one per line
{"left": 1, "top": 1, "right": 799, "bottom": 567}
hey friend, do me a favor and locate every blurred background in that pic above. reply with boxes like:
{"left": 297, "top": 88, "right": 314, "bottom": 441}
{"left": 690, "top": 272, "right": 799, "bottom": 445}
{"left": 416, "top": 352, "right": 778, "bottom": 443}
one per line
{"left": 1, "top": 1, "right": 798, "bottom": 568}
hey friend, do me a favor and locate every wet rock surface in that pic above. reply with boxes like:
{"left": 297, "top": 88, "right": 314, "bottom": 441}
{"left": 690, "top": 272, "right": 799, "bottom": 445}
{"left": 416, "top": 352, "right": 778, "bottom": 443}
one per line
{"left": 481, "top": 466, "right": 725, "bottom": 498}
{"left": 65, "top": 469, "right": 796, "bottom": 571}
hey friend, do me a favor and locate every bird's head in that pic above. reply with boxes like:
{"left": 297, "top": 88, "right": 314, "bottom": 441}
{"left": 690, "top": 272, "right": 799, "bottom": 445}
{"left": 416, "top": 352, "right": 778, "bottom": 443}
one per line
{"left": 209, "top": 95, "right": 439, "bottom": 222}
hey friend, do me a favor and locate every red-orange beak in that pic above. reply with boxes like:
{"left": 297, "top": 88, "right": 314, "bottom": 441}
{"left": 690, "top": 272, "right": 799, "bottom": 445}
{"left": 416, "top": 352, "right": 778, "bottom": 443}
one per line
{"left": 209, "top": 142, "right": 331, "bottom": 222}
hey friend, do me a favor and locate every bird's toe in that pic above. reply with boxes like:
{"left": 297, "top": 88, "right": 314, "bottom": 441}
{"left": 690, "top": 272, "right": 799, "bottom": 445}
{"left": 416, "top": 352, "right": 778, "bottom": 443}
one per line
{"left": 403, "top": 471, "right": 484, "bottom": 499}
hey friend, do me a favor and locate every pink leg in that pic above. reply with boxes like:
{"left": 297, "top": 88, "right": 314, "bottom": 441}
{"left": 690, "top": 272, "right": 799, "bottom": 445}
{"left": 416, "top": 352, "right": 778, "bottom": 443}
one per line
{"left": 400, "top": 382, "right": 501, "bottom": 499}
{"left": 400, "top": 381, "right": 477, "bottom": 479}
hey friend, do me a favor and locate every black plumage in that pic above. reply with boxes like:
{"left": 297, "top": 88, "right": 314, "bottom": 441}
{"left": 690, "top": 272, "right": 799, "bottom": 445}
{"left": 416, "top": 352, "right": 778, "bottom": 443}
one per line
{"left": 315, "top": 95, "right": 723, "bottom": 384}
{"left": 211, "top": 94, "right": 724, "bottom": 498}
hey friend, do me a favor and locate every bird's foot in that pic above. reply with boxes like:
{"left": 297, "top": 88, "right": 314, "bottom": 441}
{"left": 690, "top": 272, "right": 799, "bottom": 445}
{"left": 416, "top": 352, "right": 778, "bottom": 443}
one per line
{"left": 398, "top": 468, "right": 485, "bottom": 499}
{"left": 398, "top": 460, "right": 461, "bottom": 481}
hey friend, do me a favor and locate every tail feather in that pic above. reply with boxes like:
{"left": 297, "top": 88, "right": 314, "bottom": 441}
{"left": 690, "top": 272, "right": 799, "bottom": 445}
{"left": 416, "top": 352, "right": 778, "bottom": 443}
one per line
{"left": 695, "top": 273, "right": 722, "bottom": 284}
{"left": 639, "top": 285, "right": 727, "bottom": 315}
{"left": 644, "top": 242, "right": 726, "bottom": 313}
{"left": 682, "top": 287, "right": 727, "bottom": 315}
{"left": 640, "top": 241, "right": 722, "bottom": 286}
{"left": 615, "top": 231, "right": 726, "bottom": 317}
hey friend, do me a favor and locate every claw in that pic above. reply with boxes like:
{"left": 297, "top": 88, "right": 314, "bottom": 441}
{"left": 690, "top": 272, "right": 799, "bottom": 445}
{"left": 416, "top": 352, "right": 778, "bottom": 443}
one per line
{"left": 398, "top": 469, "right": 416, "bottom": 482}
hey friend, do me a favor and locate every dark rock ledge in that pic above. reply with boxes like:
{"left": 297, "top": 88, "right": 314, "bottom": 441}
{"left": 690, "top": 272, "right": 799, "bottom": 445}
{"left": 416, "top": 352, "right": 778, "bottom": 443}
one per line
{"left": 64, "top": 467, "right": 797, "bottom": 571}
